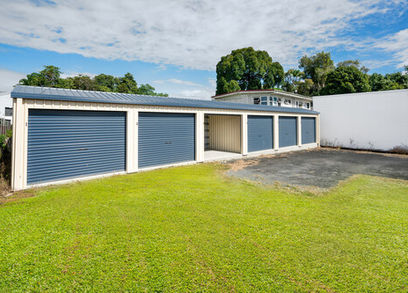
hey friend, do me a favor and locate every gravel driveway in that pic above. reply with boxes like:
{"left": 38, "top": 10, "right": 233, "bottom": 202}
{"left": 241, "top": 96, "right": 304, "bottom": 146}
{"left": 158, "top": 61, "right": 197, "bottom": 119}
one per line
{"left": 228, "top": 149, "right": 408, "bottom": 188}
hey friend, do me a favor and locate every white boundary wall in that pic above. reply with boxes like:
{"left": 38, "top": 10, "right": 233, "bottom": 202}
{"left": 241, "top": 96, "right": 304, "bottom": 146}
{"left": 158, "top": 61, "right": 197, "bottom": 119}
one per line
{"left": 0, "top": 93, "right": 12, "bottom": 120}
{"left": 12, "top": 98, "right": 319, "bottom": 190}
{"left": 313, "top": 89, "right": 408, "bottom": 151}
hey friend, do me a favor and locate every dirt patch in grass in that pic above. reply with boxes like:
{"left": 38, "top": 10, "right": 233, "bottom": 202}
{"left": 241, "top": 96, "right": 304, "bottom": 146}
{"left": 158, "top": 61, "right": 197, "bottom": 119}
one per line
{"left": 0, "top": 188, "right": 36, "bottom": 205}
{"left": 227, "top": 157, "right": 260, "bottom": 171}
{"left": 0, "top": 177, "right": 11, "bottom": 197}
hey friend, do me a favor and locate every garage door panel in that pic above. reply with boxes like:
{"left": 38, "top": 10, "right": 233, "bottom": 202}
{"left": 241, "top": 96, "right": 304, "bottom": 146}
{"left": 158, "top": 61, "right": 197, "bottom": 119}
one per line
{"left": 279, "top": 117, "right": 297, "bottom": 147}
{"left": 248, "top": 116, "right": 273, "bottom": 152}
{"left": 301, "top": 117, "right": 316, "bottom": 144}
{"left": 27, "top": 109, "right": 126, "bottom": 184}
{"left": 138, "top": 112, "right": 195, "bottom": 168}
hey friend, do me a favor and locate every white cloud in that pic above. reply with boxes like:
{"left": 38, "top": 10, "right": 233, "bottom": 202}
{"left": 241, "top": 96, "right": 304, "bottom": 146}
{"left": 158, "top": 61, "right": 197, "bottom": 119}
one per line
{"left": 152, "top": 78, "right": 214, "bottom": 99}
{"left": 60, "top": 72, "right": 97, "bottom": 78}
{"left": 0, "top": 68, "right": 25, "bottom": 93}
{"left": 376, "top": 28, "right": 408, "bottom": 68}
{"left": 166, "top": 78, "right": 203, "bottom": 87}
{"left": 0, "top": 0, "right": 397, "bottom": 70}
{"left": 177, "top": 88, "right": 214, "bottom": 100}
{"left": 155, "top": 64, "right": 167, "bottom": 71}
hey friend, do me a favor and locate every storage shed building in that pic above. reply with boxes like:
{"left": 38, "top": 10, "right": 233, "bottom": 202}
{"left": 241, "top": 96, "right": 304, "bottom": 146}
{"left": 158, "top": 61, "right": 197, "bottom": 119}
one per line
{"left": 11, "top": 86, "right": 320, "bottom": 190}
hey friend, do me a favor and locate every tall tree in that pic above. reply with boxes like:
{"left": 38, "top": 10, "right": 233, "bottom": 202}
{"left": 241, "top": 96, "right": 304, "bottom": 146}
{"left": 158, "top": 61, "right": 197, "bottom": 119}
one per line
{"left": 117, "top": 73, "right": 138, "bottom": 94}
{"left": 299, "top": 51, "right": 335, "bottom": 95}
{"left": 282, "top": 69, "right": 304, "bottom": 92}
{"left": 267, "top": 62, "right": 285, "bottom": 88}
{"left": 39, "top": 65, "right": 61, "bottom": 87}
{"left": 94, "top": 74, "right": 119, "bottom": 92}
{"left": 385, "top": 72, "right": 408, "bottom": 89}
{"left": 19, "top": 65, "right": 61, "bottom": 87}
{"left": 216, "top": 47, "right": 284, "bottom": 95}
{"left": 297, "top": 79, "right": 314, "bottom": 96}
{"left": 320, "top": 66, "right": 370, "bottom": 95}
{"left": 369, "top": 73, "right": 400, "bottom": 91}
{"left": 72, "top": 75, "right": 96, "bottom": 91}
{"left": 337, "top": 60, "right": 369, "bottom": 74}
{"left": 137, "top": 84, "right": 168, "bottom": 96}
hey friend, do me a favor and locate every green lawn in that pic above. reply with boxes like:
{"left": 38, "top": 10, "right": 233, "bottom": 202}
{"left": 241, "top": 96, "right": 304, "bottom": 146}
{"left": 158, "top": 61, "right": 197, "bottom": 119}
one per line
{"left": 1, "top": 164, "right": 408, "bottom": 292}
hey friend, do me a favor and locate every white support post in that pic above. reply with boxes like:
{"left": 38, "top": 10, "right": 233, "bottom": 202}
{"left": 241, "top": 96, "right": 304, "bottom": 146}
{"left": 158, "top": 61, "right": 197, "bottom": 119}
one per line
{"left": 316, "top": 115, "right": 321, "bottom": 146}
{"left": 195, "top": 111, "right": 204, "bottom": 162}
{"left": 11, "top": 98, "right": 26, "bottom": 191}
{"left": 11, "top": 99, "right": 16, "bottom": 190}
{"left": 241, "top": 113, "right": 248, "bottom": 155}
{"left": 22, "top": 102, "right": 28, "bottom": 186}
{"left": 297, "top": 116, "right": 302, "bottom": 147}
{"left": 273, "top": 115, "right": 279, "bottom": 150}
{"left": 134, "top": 110, "right": 139, "bottom": 171}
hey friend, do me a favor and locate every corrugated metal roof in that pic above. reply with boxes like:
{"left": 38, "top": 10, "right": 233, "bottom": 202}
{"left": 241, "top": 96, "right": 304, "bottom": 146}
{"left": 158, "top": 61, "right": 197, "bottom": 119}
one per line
{"left": 11, "top": 85, "right": 318, "bottom": 115}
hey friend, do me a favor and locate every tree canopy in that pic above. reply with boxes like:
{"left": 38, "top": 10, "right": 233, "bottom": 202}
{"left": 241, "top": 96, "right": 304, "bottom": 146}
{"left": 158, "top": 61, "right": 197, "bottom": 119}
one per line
{"left": 19, "top": 66, "right": 168, "bottom": 97}
{"left": 299, "top": 51, "right": 335, "bottom": 95}
{"left": 320, "top": 66, "right": 370, "bottom": 95}
{"left": 282, "top": 52, "right": 407, "bottom": 96}
{"left": 215, "top": 48, "right": 407, "bottom": 97}
{"left": 216, "top": 47, "right": 284, "bottom": 95}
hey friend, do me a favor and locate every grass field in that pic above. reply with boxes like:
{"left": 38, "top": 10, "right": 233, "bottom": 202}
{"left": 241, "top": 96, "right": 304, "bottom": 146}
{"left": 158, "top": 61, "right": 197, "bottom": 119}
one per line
{"left": 1, "top": 164, "right": 407, "bottom": 292}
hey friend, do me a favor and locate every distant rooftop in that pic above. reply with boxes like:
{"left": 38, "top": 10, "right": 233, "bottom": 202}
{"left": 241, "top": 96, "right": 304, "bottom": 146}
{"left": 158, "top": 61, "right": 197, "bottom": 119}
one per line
{"left": 11, "top": 85, "right": 318, "bottom": 115}
{"left": 212, "top": 89, "right": 312, "bottom": 100}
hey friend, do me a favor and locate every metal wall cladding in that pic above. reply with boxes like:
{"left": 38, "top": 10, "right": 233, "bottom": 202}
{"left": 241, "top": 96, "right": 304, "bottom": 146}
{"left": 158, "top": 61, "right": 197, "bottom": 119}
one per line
{"left": 279, "top": 116, "right": 297, "bottom": 147}
{"left": 208, "top": 115, "right": 241, "bottom": 153}
{"left": 27, "top": 109, "right": 126, "bottom": 184}
{"left": 248, "top": 115, "right": 274, "bottom": 152}
{"left": 301, "top": 117, "right": 316, "bottom": 144}
{"left": 204, "top": 114, "right": 210, "bottom": 150}
{"left": 138, "top": 112, "right": 195, "bottom": 168}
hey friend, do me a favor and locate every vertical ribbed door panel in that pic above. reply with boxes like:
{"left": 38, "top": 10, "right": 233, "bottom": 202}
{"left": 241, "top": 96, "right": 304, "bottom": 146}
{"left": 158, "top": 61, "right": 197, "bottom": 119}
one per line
{"left": 301, "top": 117, "right": 316, "bottom": 144}
{"left": 248, "top": 115, "right": 273, "bottom": 152}
{"left": 279, "top": 117, "right": 297, "bottom": 147}
{"left": 138, "top": 112, "right": 195, "bottom": 168}
{"left": 27, "top": 109, "right": 126, "bottom": 184}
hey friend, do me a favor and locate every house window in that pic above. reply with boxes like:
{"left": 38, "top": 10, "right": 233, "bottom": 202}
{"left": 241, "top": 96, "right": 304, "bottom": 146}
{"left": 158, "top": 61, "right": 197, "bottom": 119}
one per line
{"left": 261, "top": 96, "right": 267, "bottom": 105}
{"left": 254, "top": 97, "right": 260, "bottom": 104}
{"left": 284, "top": 99, "right": 292, "bottom": 105}
{"left": 306, "top": 103, "right": 310, "bottom": 109}
{"left": 295, "top": 101, "right": 299, "bottom": 107}
{"left": 0, "top": 119, "right": 11, "bottom": 126}
{"left": 5, "top": 107, "right": 12, "bottom": 117}
{"left": 299, "top": 102, "right": 303, "bottom": 107}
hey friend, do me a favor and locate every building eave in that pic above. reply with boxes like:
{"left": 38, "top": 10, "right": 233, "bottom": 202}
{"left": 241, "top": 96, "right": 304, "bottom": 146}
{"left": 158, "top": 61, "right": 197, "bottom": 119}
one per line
{"left": 212, "top": 89, "right": 312, "bottom": 101}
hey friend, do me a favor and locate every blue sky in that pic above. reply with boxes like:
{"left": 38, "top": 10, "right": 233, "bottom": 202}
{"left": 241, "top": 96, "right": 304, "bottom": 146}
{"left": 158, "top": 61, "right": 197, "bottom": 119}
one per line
{"left": 0, "top": 0, "right": 407, "bottom": 98}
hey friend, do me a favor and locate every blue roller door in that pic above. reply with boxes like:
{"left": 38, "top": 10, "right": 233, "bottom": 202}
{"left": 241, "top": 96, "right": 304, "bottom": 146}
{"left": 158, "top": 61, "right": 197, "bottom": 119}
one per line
{"left": 301, "top": 117, "right": 316, "bottom": 144}
{"left": 27, "top": 109, "right": 126, "bottom": 185}
{"left": 138, "top": 112, "right": 195, "bottom": 168}
{"left": 279, "top": 117, "right": 297, "bottom": 147}
{"left": 248, "top": 115, "right": 273, "bottom": 152}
